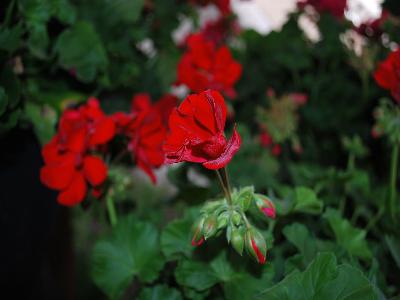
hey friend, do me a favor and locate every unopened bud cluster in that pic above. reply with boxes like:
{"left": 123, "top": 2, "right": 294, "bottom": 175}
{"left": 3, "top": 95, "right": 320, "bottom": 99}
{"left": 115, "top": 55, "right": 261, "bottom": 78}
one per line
{"left": 191, "top": 186, "right": 276, "bottom": 264}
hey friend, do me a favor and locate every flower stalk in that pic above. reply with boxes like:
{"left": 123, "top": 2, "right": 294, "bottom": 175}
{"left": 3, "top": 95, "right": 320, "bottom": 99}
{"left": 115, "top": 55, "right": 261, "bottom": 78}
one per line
{"left": 216, "top": 167, "right": 233, "bottom": 206}
{"left": 106, "top": 191, "right": 118, "bottom": 227}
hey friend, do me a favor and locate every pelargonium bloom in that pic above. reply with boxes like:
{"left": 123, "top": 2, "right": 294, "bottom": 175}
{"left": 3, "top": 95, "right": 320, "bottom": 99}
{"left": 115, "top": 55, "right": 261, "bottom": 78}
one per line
{"left": 298, "top": 0, "right": 347, "bottom": 19}
{"left": 189, "top": 0, "right": 231, "bottom": 16}
{"left": 164, "top": 90, "right": 241, "bottom": 170}
{"left": 112, "top": 93, "right": 177, "bottom": 183}
{"left": 177, "top": 34, "right": 242, "bottom": 98}
{"left": 374, "top": 50, "right": 400, "bottom": 104}
{"left": 40, "top": 98, "right": 115, "bottom": 206}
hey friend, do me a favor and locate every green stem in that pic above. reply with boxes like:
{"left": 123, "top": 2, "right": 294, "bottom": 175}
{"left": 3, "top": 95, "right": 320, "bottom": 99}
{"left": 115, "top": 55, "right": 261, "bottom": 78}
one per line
{"left": 347, "top": 153, "right": 355, "bottom": 171}
{"left": 216, "top": 168, "right": 233, "bottom": 206}
{"left": 365, "top": 206, "right": 384, "bottom": 232}
{"left": 106, "top": 191, "right": 118, "bottom": 227}
{"left": 389, "top": 144, "right": 399, "bottom": 221}
{"left": 4, "top": 0, "right": 16, "bottom": 27}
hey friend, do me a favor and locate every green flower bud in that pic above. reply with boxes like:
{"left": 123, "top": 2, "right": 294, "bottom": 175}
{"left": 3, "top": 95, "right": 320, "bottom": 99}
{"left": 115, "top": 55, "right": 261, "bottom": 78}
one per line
{"left": 217, "top": 211, "right": 229, "bottom": 229}
{"left": 231, "top": 227, "right": 245, "bottom": 256}
{"left": 254, "top": 194, "right": 276, "bottom": 219}
{"left": 232, "top": 211, "right": 242, "bottom": 226}
{"left": 245, "top": 228, "right": 267, "bottom": 264}
{"left": 202, "top": 214, "right": 218, "bottom": 239}
{"left": 235, "top": 186, "right": 254, "bottom": 211}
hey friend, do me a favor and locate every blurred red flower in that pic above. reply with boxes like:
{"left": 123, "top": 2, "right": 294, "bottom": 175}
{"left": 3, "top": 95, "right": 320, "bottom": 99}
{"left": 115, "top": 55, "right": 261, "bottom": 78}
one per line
{"left": 40, "top": 98, "right": 115, "bottom": 206}
{"left": 374, "top": 49, "right": 400, "bottom": 103}
{"left": 177, "top": 34, "right": 242, "bottom": 99}
{"left": 298, "top": 0, "right": 347, "bottom": 19}
{"left": 113, "top": 93, "right": 178, "bottom": 183}
{"left": 356, "top": 10, "right": 389, "bottom": 39}
{"left": 164, "top": 90, "right": 241, "bottom": 170}
{"left": 189, "top": 0, "right": 231, "bottom": 15}
{"left": 259, "top": 130, "right": 281, "bottom": 156}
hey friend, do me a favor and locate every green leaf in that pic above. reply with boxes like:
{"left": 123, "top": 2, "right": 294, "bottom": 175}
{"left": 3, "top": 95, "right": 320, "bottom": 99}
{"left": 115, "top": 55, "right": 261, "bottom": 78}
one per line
{"left": 106, "top": 0, "right": 145, "bottom": 23}
{"left": 54, "top": 21, "right": 108, "bottom": 82}
{"left": 91, "top": 217, "right": 164, "bottom": 300}
{"left": 24, "top": 102, "right": 57, "bottom": 145}
{"left": 0, "top": 24, "right": 24, "bottom": 53}
{"left": 138, "top": 285, "right": 183, "bottom": 300}
{"left": 161, "top": 218, "right": 194, "bottom": 260}
{"left": 175, "top": 251, "right": 274, "bottom": 299}
{"left": 385, "top": 235, "right": 400, "bottom": 269}
{"left": 282, "top": 223, "right": 317, "bottom": 264}
{"left": 323, "top": 209, "right": 372, "bottom": 260}
{"left": 293, "top": 187, "right": 323, "bottom": 214}
{"left": 175, "top": 260, "right": 220, "bottom": 291}
{"left": 256, "top": 252, "right": 377, "bottom": 300}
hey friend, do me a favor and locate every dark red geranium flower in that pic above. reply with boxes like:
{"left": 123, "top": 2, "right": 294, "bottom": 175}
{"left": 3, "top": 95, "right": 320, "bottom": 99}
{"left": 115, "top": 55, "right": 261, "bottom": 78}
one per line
{"left": 164, "top": 90, "right": 241, "bottom": 170}
{"left": 356, "top": 10, "right": 389, "bottom": 39}
{"left": 40, "top": 98, "right": 115, "bottom": 206}
{"left": 112, "top": 93, "right": 178, "bottom": 183}
{"left": 177, "top": 34, "right": 242, "bottom": 99}
{"left": 298, "top": 0, "right": 347, "bottom": 19}
{"left": 374, "top": 49, "right": 400, "bottom": 103}
{"left": 189, "top": 0, "right": 231, "bottom": 16}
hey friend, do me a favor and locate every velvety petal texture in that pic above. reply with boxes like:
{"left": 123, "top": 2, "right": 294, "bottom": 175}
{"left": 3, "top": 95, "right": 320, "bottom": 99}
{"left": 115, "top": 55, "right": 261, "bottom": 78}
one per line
{"left": 164, "top": 90, "right": 241, "bottom": 170}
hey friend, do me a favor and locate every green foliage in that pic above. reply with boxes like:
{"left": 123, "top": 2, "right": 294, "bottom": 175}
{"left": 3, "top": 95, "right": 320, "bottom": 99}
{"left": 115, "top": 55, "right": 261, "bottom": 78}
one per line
{"left": 324, "top": 209, "right": 372, "bottom": 260}
{"left": 256, "top": 253, "right": 378, "bottom": 300}
{"left": 138, "top": 285, "right": 183, "bottom": 300}
{"left": 91, "top": 216, "right": 164, "bottom": 299}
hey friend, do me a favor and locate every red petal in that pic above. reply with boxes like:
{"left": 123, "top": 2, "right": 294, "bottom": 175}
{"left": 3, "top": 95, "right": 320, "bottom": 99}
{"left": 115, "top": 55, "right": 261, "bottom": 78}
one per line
{"left": 40, "top": 155, "right": 75, "bottom": 190}
{"left": 132, "top": 93, "right": 151, "bottom": 113}
{"left": 202, "top": 125, "right": 241, "bottom": 170}
{"left": 83, "top": 155, "right": 107, "bottom": 186}
{"left": 57, "top": 172, "right": 87, "bottom": 206}
{"left": 89, "top": 117, "right": 116, "bottom": 146}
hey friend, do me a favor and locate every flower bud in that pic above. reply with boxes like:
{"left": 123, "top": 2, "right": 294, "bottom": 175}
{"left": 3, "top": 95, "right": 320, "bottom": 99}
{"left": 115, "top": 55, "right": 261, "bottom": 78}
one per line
{"left": 202, "top": 214, "right": 218, "bottom": 239}
{"left": 235, "top": 186, "right": 254, "bottom": 211}
{"left": 191, "top": 218, "right": 205, "bottom": 247}
{"left": 217, "top": 211, "right": 229, "bottom": 229}
{"left": 254, "top": 194, "right": 276, "bottom": 219}
{"left": 245, "top": 228, "right": 267, "bottom": 264}
{"left": 231, "top": 211, "right": 242, "bottom": 226}
{"left": 231, "top": 227, "right": 245, "bottom": 256}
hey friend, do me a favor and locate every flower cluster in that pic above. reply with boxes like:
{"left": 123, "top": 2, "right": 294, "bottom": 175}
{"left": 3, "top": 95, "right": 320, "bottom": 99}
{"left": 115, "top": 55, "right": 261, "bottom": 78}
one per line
{"left": 40, "top": 98, "right": 115, "bottom": 206}
{"left": 113, "top": 93, "right": 177, "bottom": 183}
{"left": 374, "top": 49, "right": 400, "bottom": 104}
{"left": 41, "top": 94, "right": 177, "bottom": 206}
{"left": 177, "top": 34, "right": 242, "bottom": 98}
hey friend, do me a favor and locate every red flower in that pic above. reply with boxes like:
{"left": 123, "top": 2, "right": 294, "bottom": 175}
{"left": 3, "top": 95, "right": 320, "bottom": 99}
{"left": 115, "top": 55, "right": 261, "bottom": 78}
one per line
{"left": 190, "top": 0, "right": 231, "bottom": 16}
{"left": 40, "top": 98, "right": 115, "bottom": 206}
{"left": 259, "top": 130, "right": 281, "bottom": 156}
{"left": 113, "top": 93, "right": 178, "bottom": 183}
{"left": 164, "top": 90, "right": 241, "bottom": 170}
{"left": 177, "top": 34, "right": 242, "bottom": 99}
{"left": 298, "top": 0, "right": 347, "bottom": 19}
{"left": 356, "top": 10, "right": 389, "bottom": 39}
{"left": 374, "top": 50, "right": 400, "bottom": 103}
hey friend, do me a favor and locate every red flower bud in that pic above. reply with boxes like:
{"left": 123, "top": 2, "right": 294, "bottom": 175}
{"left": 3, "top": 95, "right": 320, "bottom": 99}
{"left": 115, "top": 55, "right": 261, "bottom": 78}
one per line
{"left": 245, "top": 228, "right": 267, "bottom": 264}
{"left": 192, "top": 219, "right": 205, "bottom": 247}
{"left": 255, "top": 194, "right": 276, "bottom": 219}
